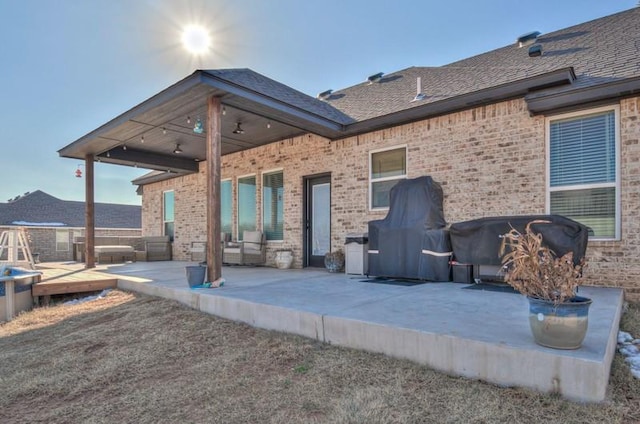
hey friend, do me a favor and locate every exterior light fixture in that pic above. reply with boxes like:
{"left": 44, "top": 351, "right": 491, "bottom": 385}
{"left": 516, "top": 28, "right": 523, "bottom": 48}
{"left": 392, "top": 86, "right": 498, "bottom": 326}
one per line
{"left": 173, "top": 143, "right": 183, "bottom": 154}
{"left": 75, "top": 166, "right": 82, "bottom": 178}
{"left": 267, "top": 121, "right": 271, "bottom": 129}
{"left": 187, "top": 116, "right": 191, "bottom": 124}
{"left": 123, "top": 144, "right": 127, "bottom": 151}
{"left": 193, "top": 118, "right": 204, "bottom": 134}
{"left": 162, "top": 127, "right": 167, "bottom": 135}
{"left": 232, "top": 122, "right": 244, "bottom": 134}
{"left": 222, "top": 106, "right": 226, "bottom": 115}
{"left": 141, "top": 135, "right": 145, "bottom": 143}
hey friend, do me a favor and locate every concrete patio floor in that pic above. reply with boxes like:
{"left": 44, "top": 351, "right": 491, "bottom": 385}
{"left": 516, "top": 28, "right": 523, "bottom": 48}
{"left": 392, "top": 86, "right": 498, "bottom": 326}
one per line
{"left": 97, "top": 261, "right": 623, "bottom": 403}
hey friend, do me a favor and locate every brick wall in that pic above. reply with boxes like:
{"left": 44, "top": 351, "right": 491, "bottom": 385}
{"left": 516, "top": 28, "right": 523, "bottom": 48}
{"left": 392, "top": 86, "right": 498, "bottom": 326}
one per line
{"left": 140, "top": 97, "right": 640, "bottom": 299}
{"left": 0, "top": 226, "right": 141, "bottom": 263}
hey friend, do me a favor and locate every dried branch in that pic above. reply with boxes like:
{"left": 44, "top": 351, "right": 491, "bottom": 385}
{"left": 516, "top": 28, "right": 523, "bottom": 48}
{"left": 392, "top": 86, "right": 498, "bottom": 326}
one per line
{"left": 499, "top": 220, "right": 585, "bottom": 305}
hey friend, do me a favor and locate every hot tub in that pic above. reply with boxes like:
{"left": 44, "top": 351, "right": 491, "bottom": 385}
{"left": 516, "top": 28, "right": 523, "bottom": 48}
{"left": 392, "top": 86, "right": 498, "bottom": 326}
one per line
{"left": 0, "top": 266, "right": 41, "bottom": 322}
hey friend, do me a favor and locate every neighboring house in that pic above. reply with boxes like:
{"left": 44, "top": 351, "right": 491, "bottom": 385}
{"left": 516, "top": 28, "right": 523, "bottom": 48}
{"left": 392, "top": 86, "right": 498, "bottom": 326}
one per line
{"left": 0, "top": 191, "right": 141, "bottom": 262}
{"left": 60, "top": 8, "right": 640, "bottom": 298}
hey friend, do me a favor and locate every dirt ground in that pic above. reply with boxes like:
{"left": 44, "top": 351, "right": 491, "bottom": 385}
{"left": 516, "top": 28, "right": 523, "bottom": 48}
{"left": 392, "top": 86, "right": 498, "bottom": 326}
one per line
{"left": 1, "top": 290, "right": 639, "bottom": 424}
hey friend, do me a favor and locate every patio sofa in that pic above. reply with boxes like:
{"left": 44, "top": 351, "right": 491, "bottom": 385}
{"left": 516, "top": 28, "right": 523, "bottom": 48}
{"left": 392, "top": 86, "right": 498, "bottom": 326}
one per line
{"left": 73, "top": 235, "right": 171, "bottom": 263}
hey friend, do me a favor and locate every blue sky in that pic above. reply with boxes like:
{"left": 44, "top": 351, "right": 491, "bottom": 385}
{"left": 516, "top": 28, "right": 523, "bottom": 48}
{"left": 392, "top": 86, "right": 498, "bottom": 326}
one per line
{"left": 0, "top": 0, "right": 633, "bottom": 205}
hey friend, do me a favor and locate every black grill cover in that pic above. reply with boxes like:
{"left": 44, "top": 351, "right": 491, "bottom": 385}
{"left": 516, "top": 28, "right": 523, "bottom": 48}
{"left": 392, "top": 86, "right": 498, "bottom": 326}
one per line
{"left": 368, "top": 176, "right": 449, "bottom": 280}
{"left": 449, "top": 215, "right": 589, "bottom": 266}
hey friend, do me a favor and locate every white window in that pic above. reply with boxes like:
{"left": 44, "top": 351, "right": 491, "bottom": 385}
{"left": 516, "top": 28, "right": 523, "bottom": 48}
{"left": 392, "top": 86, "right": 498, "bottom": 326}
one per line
{"left": 237, "top": 175, "right": 256, "bottom": 240}
{"left": 369, "top": 146, "right": 407, "bottom": 209}
{"left": 163, "top": 190, "right": 175, "bottom": 241}
{"left": 56, "top": 229, "right": 69, "bottom": 251}
{"left": 546, "top": 106, "right": 620, "bottom": 240}
{"left": 262, "top": 170, "right": 284, "bottom": 241}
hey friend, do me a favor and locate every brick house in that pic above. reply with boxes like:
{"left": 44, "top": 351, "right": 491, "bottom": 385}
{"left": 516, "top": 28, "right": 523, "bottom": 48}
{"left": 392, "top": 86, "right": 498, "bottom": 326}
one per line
{"left": 59, "top": 8, "right": 640, "bottom": 297}
{"left": 0, "top": 191, "right": 141, "bottom": 262}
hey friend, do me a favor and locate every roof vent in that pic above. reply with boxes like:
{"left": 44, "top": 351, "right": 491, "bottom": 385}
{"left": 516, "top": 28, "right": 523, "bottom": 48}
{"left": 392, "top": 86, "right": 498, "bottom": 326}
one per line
{"left": 317, "top": 89, "right": 333, "bottom": 101}
{"left": 516, "top": 31, "right": 541, "bottom": 48}
{"left": 528, "top": 44, "right": 543, "bottom": 57}
{"left": 367, "top": 72, "right": 384, "bottom": 84}
{"left": 412, "top": 77, "right": 426, "bottom": 102}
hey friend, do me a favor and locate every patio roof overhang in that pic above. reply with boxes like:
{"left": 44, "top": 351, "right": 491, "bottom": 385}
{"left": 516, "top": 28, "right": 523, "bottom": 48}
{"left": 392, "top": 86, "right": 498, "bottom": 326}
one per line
{"left": 58, "top": 67, "right": 581, "bottom": 175}
{"left": 57, "top": 70, "right": 347, "bottom": 173}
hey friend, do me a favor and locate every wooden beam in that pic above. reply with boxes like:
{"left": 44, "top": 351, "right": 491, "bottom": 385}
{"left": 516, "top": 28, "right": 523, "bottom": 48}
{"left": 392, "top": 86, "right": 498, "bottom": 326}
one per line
{"left": 97, "top": 147, "right": 199, "bottom": 173}
{"left": 84, "top": 154, "right": 96, "bottom": 268}
{"left": 206, "top": 96, "right": 223, "bottom": 286}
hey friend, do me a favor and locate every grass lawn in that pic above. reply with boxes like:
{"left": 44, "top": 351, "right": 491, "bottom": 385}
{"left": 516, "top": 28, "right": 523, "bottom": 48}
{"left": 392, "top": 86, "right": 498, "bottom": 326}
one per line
{"left": 1, "top": 290, "right": 639, "bottom": 423}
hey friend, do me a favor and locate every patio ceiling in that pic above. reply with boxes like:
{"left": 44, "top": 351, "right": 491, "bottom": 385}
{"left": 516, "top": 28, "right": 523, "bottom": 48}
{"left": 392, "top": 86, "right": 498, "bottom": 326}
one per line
{"left": 58, "top": 70, "right": 347, "bottom": 173}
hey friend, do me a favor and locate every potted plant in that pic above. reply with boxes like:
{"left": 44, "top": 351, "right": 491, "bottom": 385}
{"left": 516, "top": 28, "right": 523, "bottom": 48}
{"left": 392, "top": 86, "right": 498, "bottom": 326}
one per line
{"left": 324, "top": 249, "right": 345, "bottom": 273}
{"left": 499, "top": 220, "right": 592, "bottom": 350}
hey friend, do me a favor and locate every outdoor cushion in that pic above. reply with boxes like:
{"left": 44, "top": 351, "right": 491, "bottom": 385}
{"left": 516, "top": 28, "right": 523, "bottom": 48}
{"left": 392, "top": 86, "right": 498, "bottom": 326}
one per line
{"left": 95, "top": 245, "right": 134, "bottom": 254}
{"left": 243, "top": 231, "right": 263, "bottom": 251}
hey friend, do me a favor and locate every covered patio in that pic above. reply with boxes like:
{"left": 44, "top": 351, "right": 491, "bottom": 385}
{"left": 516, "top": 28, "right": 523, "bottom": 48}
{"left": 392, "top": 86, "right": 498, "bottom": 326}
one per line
{"left": 84, "top": 260, "right": 623, "bottom": 403}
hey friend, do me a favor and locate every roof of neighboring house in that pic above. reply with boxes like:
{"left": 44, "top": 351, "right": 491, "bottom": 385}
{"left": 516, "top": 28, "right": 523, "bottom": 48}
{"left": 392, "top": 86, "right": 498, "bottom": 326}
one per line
{"left": 0, "top": 190, "right": 141, "bottom": 228}
{"left": 325, "top": 7, "right": 640, "bottom": 121}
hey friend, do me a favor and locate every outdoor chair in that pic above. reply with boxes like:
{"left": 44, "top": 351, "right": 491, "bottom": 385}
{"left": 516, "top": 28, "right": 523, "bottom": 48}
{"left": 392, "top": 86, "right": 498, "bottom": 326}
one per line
{"left": 222, "top": 231, "right": 266, "bottom": 266}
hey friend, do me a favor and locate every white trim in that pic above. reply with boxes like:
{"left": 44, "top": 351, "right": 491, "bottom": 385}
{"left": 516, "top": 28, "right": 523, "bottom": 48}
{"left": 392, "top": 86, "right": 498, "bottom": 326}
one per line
{"left": 545, "top": 104, "right": 620, "bottom": 241}
{"left": 421, "top": 249, "right": 453, "bottom": 257}
{"left": 369, "top": 144, "right": 408, "bottom": 211}
{"left": 368, "top": 250, "right": 379, "bottom": 254}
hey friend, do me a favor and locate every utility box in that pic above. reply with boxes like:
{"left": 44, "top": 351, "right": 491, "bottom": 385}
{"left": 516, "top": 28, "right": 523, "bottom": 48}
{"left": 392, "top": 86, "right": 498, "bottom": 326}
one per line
{"left": 345, "top": 233, "right": 368, "bottom": 275}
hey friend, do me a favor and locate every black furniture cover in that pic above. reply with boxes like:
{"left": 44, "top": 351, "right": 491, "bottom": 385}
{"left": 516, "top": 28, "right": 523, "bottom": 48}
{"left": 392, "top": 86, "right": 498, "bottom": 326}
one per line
{"left": 368, "top": 176, "right": 451, "bottom": 281}
{"left": 449, "top": 215, "right": 589, "bottom": 266}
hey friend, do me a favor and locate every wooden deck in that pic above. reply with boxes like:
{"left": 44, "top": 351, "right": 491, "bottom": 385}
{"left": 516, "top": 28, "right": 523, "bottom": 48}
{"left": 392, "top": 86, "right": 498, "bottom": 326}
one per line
{"left": 33, "top": 263, "right": 118, "bottom": 298}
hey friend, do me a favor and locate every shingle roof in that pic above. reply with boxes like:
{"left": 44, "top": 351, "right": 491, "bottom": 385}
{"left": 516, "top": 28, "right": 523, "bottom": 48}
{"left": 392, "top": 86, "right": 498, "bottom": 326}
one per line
{"left": 0, "top": 190, "right": 141, "bottom": 228}
{"left": 203, "top": 68, "right": 355, "bottom": 125}
{"left": 325, "top": 7, "right": 640, "bottom": 121}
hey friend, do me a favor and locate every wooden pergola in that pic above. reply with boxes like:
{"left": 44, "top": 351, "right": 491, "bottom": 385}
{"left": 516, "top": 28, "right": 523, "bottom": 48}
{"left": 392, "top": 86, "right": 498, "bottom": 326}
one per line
{"left": 58, "top": 70, "right": 345, "bottom": 283}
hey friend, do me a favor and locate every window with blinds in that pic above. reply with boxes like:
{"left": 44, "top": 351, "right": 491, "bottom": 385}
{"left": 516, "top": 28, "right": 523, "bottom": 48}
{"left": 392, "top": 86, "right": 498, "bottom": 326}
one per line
{"left": 237, "top": 176, "right": 256, "bottom": 241}
{"left": 263, "top": 171, "right": 284, "bottom": 241}
{"left": 548, "top": 107, "right": 619, "bottom": 239}
{"left": 221, "top": 180, "right": 232, "bottom": 235}
{"left": 370, "top": 146, "right": 407, "bottom": 209}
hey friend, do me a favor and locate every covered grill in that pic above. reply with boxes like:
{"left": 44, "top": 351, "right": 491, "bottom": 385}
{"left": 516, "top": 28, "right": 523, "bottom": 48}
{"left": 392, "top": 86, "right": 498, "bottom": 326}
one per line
{"left": 368, "top": 176, "right": 451, "bottom": 281}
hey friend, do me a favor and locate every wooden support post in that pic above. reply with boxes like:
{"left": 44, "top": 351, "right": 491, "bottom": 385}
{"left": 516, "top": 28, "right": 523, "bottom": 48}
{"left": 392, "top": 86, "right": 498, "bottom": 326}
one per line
{"left": 85, "top": 154, "right": 96, "bottom": 268}
{"left": 206, "top": 96, "right": 223, "bottom": 286}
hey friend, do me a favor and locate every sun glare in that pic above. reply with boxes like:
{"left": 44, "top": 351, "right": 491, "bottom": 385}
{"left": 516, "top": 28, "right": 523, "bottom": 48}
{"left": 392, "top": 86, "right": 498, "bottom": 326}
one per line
{"left": 181, "top": 24, "right": 211, "bottom": 55}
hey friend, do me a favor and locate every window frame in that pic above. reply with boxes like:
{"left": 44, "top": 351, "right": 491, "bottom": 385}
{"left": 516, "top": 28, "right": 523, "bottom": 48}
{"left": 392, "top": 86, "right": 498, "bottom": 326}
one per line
{"left": 236, "top": 173, "right": 257, "bottom": 241}
{"left": 545, "top": 105, "right": 621, "bottom": 241}
{"left": 55, "top": 229, "right": 70, "bottom": 251}
{"left": 369, "top": 145, "right": 408, "bottom": 211}
{"left": 162, "top": 190, "right": 175, "bottom": 241}
{"left": 261, "top": 168, "right": 284, "bottom": 243}
{"left": 220, "top": 178, "right": 233, "bottom": 237}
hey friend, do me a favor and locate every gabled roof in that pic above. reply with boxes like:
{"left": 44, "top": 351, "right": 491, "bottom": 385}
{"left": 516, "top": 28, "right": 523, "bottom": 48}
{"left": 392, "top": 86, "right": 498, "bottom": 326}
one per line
{"left": 0, "top": 190, "right": 141, "bottom": 228}
{"left": 57, "top": 7, "right": 640, "bottom": 185}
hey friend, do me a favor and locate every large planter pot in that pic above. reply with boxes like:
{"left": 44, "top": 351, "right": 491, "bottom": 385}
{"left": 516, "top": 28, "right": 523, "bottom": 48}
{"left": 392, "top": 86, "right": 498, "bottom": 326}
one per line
{"left": 275, "top": 250, "right": 294, "bottom": 269}
{"left": 527, "top": 296, "right": 592, "bottom": 350}
{"left": 324, "top": 252, "right": 345, "bottom": 273}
